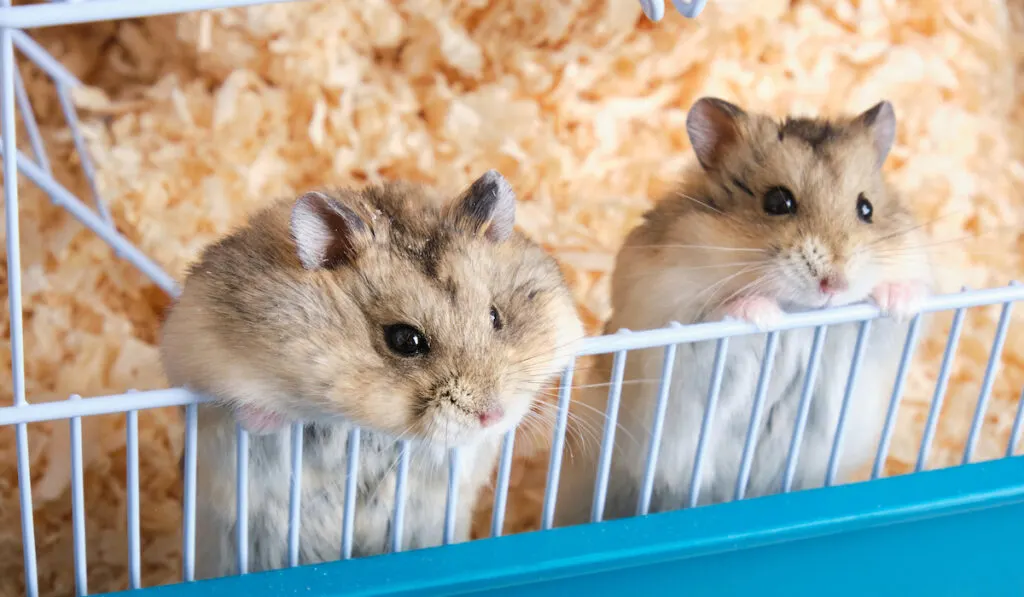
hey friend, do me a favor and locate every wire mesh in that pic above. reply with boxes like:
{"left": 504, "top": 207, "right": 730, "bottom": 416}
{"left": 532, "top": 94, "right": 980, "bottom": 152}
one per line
{"left": 0, "top": 2, "right": 1021, "bottom": 595}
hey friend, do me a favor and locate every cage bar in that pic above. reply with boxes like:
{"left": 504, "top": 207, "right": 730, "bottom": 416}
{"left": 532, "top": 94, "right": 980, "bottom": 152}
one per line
{"left": 734, "top": 332, "right": 781, "bottom": 501}
{"left": 69, "top": 395, "right": 88, "bottom": 597}
{"left": 1008, "top": 387, "right": 1024, "bottom": 458}
{"left": 287, "top": 423, "right": 303, "bottom": 567}
{"left": 540, "top": 362, "right": 574, "bottom": 530}
{"left": 443, "top": 448, "right": 460, "bottom": 546}
{"left": 341, "top": 428, "right": 360, "bottom": 560}
{"left": 591, "top": 344, "right": 629, "bottom": 523}
{"left": 127, "top": 410, "right": 142, "bottom": 589}
{"left": 872, "top": 314, "right": 924, "bottom": 480}
{"left": 687, "top": 337, "right": 729, "bottom": 508}
{"left": 825, "top": 321, "right": 872, "bottom": 487}
{"left": 235, "top": 425, "right": 249, "bottom": 575}
{"left": 57, "top": 83, "right": 111, "bottom": 224}
{"left": 638, "top": 336, "right": 679, "bottom": 516}
{"left": 782, "top": 326, "right": 827, "bottom": 493}
{"left": 0, "top": 0, "right": 309, "bottom": 28}
{"left": 962, "top": 299, "right": 1015, "bottom": 464}
{"left": 391, "top": 440, "right": 410, "bottom": 553}
{"left": 490, "top": 430, "right": 515, "bottom": 538}
{"left": 916, "top": 303, "right": 968, "bottom": 472}
{"left": 0, "top": 149, "right": 180, "bottom": 295}
{"left": 572, "top": 284, "right": 1024, "bottom": 357}
{"left": 11, "top": 30, "right": 81, "bottom": 88}
{"left": 14, "top": 66, "right": 48, "bottom": 171}
{"left": 181, "top": 404, "right": 198, "bottom": 582}
{"left": 0, "top": 388, "right": 200, "bottom": 426}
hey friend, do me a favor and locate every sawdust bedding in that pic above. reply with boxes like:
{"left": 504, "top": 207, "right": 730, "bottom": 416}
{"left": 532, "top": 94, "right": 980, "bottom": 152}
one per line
{"left": 0, "top": 1, "right": 1022, "bottom": 595}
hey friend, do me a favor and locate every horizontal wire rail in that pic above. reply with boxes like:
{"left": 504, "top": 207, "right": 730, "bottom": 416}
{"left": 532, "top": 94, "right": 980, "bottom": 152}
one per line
{"left": 0, "top": 4, "right": 1021, "bottom": 595}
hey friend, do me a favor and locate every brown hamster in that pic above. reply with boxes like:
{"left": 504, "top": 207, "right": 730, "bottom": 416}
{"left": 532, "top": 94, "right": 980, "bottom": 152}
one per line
{"left": 161, "top": 170, "right": 583, "bottom": 577}
{"left": 555, "top": 98, "right": 932, "bottom": 526}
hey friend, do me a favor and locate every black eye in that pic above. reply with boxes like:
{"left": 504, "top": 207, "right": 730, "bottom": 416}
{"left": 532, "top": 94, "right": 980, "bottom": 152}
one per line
{"left": 383, "top": 324, "right": 429, "bottom": 357}
{"left": 857, "top": 193, "right": 873, "bottom": 223}
{"left": 763, "top": 186, "right": 797, "bottom": 216}
{"left": 490, "top": 306, "right": 503, "bottom": 330}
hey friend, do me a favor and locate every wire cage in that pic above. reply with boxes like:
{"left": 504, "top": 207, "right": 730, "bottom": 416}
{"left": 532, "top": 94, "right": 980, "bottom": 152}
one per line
{"left": 1, "top": 1, "right": 1023, "bottom": 596}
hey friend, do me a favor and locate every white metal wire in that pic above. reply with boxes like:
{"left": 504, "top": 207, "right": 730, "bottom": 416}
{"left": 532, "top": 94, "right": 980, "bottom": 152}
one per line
{"left": 0, "top": 4, "right": 1022, "bottom": 594}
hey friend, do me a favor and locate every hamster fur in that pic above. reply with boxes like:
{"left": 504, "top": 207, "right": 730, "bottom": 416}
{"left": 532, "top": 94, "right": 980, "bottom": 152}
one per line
{"left": 554, "top": 98, "right": 932, "bottom": 526}
{"left": 160, "top": 170, "right": 583, "bottom": 577}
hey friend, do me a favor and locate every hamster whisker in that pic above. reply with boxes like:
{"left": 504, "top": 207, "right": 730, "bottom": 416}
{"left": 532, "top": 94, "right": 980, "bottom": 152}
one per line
{"left": 510, "top": 333, "right": 592, "bottom": 370}
{"left": 623, "top": 243, "right": 770, "bottom": 254}
{"left": 858, "top": 209, "right": 970, "bottom": 249}
{"left": 870, "top": 231, "right": 1006, "bottom": 254}
{"left": 615, "top": 260, "right": 773, "bottom": 284}
{"left": 535, "top": 395, "right": 650, "bottom": 453}
{"left": 671, "top": 190, "right": 749, "bottom": 228}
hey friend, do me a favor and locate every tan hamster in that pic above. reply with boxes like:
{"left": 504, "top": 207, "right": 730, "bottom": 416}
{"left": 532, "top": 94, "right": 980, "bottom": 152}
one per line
{"left": 160, "top": 170, "right": 583, "bottom": 577}
{"left": 554, "top": 98, "right": 932, "bottom": 525}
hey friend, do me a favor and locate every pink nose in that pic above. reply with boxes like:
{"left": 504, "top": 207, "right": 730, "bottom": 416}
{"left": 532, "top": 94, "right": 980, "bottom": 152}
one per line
{"left": 478, "top": 407, "right": 504, "bottom": 427}
{"left": 819, "top": 275, "right": 848, "bottom": 295}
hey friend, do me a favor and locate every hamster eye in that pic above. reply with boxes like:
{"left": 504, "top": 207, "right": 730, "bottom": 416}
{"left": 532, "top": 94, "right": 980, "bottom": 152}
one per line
{"left": 857, "top": 193, "right": 873, "bottom": 223}
{"left": 763, "top": 186, "right": 797, "bottom": 216}
{"left": 490, "top": 306, "right": 503, "bottom": 331}
{"left": 383, "top": 324, "right": 429, "bottom": 357}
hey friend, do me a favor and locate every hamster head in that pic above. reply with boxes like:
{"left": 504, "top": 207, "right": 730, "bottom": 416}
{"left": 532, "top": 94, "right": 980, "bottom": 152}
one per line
{"left": 672, "top": 97, "right": 925, "bottom": 311}
{"left": 161, "top": 170, "right": 583, "bottom": 447}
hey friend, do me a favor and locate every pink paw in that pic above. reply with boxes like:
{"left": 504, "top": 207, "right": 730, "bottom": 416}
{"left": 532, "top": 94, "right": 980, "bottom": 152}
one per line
{"left": 719, "top": 295, "right": 785, "bottom": 330}
{"left": 235, "top": 405, "right": 288, "bottom": 435}
{"left": 870, "top": 281, "right": 929, "bottom": 321}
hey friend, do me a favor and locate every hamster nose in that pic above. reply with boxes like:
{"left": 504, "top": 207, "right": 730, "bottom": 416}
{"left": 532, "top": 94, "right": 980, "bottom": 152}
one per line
{"left": 478, "top": 406, "right": 505, "bottom": 427}
{"left": 819, "top": 275, "right": 848, "bottom": 295}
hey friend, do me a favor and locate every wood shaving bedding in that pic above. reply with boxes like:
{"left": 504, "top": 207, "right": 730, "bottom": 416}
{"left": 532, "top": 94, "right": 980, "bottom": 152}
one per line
{"left": 0, "top": 1, "right": 1022, "bottom": 594}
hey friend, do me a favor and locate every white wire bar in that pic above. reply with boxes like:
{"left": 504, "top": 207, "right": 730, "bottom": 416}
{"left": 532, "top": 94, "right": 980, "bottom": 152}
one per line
{"left": 637, "top": 334, "right": 679, "bottom": 516}
{"left": 573, "top": 284, "right": 1024, "bottom": 357}
{"left": 181, "top": 404, "right": 198, "bottom": 582}
{"left": 340, "top": 428, "right": 360, "bottom": 560}
{"left": 916, "top": 302, "right": 968, "bottom": 472}
{"left": 11, "top": 30, "right": 81, "bottom": 88}
{"left": 734, "top": 332, "right": 780, "bottom": 501}
{"left": 3, "top": 20, "right": 39, "bottom": 597}
{"left": 490, "top": 430, "right": 515, "bottom": 538}
{"left": 591, "top": 344, "right": 629, "bottom": 523}
{"left": 871, "top": 314, "right": 924, "bottom": 480}
{"left": 442, "top": 448, "right": 460, "bottom": 546}
{"left": 1008, "top": 387, "right": 1024, "bottom": 458}
{"left": 962, "top": 298, "right": 1015, "bottom": 464}
{"left": 0, "top": 388, "right": 200, "bottom": 425}
{"left": 687, "top": 338, "right": 729, "bottom": 508}
{"left": 14, "top": 67, "right": 47, "bottom": 172}
{"left": 0, "top": 0, "right": 312, "bottom": 28}
{"left": 69, "top": 395, "right": 88, "bottom": 597}
{"left": 825, "top": 321, "right": 873, "bottom": 487}
{"left": 540, "top": 362, "right": 574, "bottom": 530}
{"left": 781, "top": 326, "right": 828, "bottom": 493}
{"left": 235, "top": 425, "right": 249, "bottom": 575}
{"left": 639, "top": 0, "right": 708, "bottom": 21}
{"left": 390, "top": 440, "right": 410, "bottom": 553}
{"left": 287, "top": 423, "right": 303, "bottom": 568}
{"left": 127, "top": 409, "right": 142, "bottom": 590}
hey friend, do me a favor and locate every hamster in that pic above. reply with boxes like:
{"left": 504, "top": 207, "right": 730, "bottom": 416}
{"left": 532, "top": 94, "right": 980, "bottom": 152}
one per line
{"left": 554, "top": 98, "right": 932, "bottom": 526}
{"left": 160, "top": 170, "right": 583, "bottom": 578}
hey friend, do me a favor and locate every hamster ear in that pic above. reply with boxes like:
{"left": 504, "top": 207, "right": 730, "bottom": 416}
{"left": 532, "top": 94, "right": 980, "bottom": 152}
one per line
{"left": 686, "top": 97, "right": 746, "bottom": 171}
{"left": 290, "top": 191, "right": 368, "bottom": 270}
{"left": 852, "top": 100, "right": 896, "bottom": 170}
{"left": 449, "top": 169, "right": 516, "bottom": 243}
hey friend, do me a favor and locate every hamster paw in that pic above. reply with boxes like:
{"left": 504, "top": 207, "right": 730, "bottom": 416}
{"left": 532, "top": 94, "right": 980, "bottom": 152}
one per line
{"left": 870, "top": 281, "right": 929, "bottom": 321}
{"left": 235, "top": 405, "right": 288, "bottom": 435}
{"left": 720, "top": 295, "right": 785, "bottom": 330}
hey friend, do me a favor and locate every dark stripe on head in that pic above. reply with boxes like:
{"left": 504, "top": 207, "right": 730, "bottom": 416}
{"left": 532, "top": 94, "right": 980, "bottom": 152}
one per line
{"left": 731, "top": 177, "right": 755, "bottom": 197}
{"left": 779, "top": 117, "right": 841, "bottom": 150}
